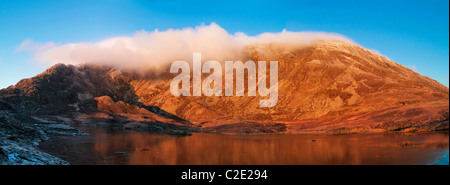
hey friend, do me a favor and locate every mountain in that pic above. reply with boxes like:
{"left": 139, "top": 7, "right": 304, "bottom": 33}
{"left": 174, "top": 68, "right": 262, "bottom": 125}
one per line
{"left": 1, "top": 40, "right": 448, "bottom": 134}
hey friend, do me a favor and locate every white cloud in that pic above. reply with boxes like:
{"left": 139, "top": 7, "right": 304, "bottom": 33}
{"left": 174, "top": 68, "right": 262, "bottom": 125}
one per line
{"left": 18, "top": 23, "right": 352, "bottom": 70}
{"left": 17, "top": 39, "right": 56, "bottom": 54}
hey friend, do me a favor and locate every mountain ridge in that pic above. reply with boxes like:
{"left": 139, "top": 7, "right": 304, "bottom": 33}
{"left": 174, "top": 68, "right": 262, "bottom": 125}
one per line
{"left": 1, "top": 40, "right": 448, "bottom": 134}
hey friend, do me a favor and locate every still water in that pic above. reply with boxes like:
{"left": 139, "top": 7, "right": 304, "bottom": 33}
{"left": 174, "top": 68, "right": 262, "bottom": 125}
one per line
{"left": 39, "top": 127, "right": 449, "bottom": 165}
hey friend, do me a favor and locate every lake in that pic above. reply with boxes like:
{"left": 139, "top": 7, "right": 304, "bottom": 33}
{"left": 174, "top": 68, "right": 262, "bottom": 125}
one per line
{"left": 39, "top": 126, "right": 449, "bottom": 165}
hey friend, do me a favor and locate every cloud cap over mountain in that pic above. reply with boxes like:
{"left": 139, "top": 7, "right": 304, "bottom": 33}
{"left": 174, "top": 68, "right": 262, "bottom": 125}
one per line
{"left": 18, "top": 23, "right": 352, "bottom": 69}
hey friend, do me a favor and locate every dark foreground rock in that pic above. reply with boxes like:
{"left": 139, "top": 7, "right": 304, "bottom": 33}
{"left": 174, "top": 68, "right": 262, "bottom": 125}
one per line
{"left": 0, "top": 100, "right": 85, "bottom": 165}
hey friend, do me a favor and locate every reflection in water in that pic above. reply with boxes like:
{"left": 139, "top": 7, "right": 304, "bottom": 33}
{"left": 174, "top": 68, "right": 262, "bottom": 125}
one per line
{"left": 40, "top": 127, "right": 449, "bottom": 165}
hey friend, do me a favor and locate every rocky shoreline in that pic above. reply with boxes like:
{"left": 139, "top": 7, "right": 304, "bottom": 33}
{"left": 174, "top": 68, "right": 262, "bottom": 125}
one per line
{"left": 0, "top": 99, "right": 198, "bottom": 165}
{"left": 0, "top": 100, "right": 85, "bottom": 165}
{"left": 1, "top": 95, "right": 448, "bottom": 165}
{"left": 0, "top": 115, "right": 194, "bottom": 165}
{"left": 1, "top": 103, "right": 448, "bottom": 165}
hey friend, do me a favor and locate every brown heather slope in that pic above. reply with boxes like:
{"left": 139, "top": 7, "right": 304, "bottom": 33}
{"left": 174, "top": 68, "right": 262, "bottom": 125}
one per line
{"left": 129, "top": 40, "right": 449, "bottom": 133}
{"left": 1, "top": 40, "right": 448, "bottom": 134}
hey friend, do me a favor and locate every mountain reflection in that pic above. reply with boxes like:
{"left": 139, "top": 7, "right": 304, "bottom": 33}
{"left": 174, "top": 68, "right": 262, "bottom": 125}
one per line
{"left": 40, "top": 127, "right": 449, "bottom": 165}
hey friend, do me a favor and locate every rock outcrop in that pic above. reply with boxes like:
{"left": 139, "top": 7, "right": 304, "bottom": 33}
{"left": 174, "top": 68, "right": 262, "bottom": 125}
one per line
{"left": 0, "top": 99, "right": 84, "bottom": 165}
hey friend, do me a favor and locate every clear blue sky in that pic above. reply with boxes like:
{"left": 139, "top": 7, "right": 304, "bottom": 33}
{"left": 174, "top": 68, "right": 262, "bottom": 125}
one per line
{"left": 0, "top": 0, "right": 448, "bottom": 88}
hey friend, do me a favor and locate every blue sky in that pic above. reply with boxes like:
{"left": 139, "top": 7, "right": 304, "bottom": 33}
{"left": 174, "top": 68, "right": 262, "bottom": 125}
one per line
{"left": 0, "top": 0, "right": 448, "bottom": 88}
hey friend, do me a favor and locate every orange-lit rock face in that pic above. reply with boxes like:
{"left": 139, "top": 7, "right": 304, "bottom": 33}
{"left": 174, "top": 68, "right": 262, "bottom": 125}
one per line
{"left": 2, "top": 40, "right": 448, "bottom": 134}
{"left": 127, "top": 40, "right": 448, "bottom": 133}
